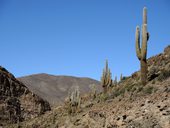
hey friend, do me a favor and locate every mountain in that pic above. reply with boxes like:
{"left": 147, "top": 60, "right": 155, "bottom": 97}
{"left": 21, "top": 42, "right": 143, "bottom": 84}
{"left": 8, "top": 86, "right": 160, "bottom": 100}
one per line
{"left": 0, "top": 66, "right": 51, "bottom": 126}
{"left": 14, "top": 46, "right": 170, "bottom": 128}
{"left": 18, "top": 74, "right": 101, "bottom": 106}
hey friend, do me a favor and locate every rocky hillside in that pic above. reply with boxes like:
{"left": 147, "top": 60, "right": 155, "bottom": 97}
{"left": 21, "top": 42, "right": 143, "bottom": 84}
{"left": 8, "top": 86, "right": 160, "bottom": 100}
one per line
{"left": 10, "top": 45, "right": 170, "bottom": 128}
{"left": 0, "top": 67, "right": 51, "bottom": 126}
{"left": 18, "top": 74, "right": 101, "bottom": 105}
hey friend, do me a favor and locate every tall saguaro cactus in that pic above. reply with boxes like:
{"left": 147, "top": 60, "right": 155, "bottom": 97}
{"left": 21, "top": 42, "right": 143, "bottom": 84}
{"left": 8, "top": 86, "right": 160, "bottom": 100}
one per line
{"left": 135, "top": 7, "right": 149, "bottom": 85}
{"left": 101, "top": 60, "right": 112, "bottom": 93}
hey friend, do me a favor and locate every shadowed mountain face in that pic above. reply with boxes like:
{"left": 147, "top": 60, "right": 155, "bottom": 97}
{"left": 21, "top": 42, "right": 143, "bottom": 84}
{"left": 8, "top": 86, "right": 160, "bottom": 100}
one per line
{"left": 18, "top": 74, "right": 101, "bottom": 106}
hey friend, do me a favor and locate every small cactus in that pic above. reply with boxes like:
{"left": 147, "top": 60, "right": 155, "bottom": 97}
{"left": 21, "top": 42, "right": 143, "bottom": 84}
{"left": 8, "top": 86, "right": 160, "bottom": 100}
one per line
{"left": 101, "top": 60, "right": 112, "bottom": 93}
{"left": 120, "top": 73, "right": 123, "bottom": 81}
{"left": 135, "top": 7, "right": 149, "bottom": 85}
{"left": 68, "top": 86, "right": 81, "bottom": 114}
{"left": 89, "top": 84, "right": 97, "bottom": 99}
{"left": 114, "top": 76, "right": 117, "bottom": 85}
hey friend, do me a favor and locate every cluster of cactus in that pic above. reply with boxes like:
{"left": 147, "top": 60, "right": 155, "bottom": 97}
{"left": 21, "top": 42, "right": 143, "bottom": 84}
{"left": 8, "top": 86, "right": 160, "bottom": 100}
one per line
{"left": 101, "top": 60, "right": 112, "bottom": 93}
{"left": 135, "top": 7, "right": 149, "bottom": 85}
{"left": 67, "top": 86, "right": 81, "bottom": 114}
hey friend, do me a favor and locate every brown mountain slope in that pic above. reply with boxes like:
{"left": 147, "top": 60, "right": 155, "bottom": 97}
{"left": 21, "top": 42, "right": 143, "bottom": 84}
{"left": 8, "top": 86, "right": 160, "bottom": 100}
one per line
{"left": 0, "top": 66, "right": 51, "bottom": 126}
{"left": 18, "top": 74, "right": 101, "bottom": 106}
{"left": 13, "top": 46, "right": 170, "bottom": 128}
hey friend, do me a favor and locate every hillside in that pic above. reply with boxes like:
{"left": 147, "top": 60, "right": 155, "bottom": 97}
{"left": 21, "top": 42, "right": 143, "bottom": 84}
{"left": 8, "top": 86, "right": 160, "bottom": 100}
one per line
{"left": 18, "top": 74, "right": 101, "bottom": 105}
{"left": 0, "top": 67, "right": 51, "bottom": 126}
{"left": 10, "top": 45, "right": 170, "bottom": 128}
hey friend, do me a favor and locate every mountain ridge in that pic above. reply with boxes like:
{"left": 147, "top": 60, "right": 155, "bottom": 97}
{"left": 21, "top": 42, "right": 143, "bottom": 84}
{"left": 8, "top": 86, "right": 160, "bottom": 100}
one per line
{"left": 18, "top": 74, "right": 101, "bottom": 106}
{"left": 18, "top": 73, "right": 99, "bottom": 80}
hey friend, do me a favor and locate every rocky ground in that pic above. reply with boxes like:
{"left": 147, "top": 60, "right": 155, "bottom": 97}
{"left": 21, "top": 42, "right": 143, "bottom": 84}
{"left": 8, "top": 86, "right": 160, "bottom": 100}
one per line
{"left": 2, "top": 46, "right": 170, "bottom": 128}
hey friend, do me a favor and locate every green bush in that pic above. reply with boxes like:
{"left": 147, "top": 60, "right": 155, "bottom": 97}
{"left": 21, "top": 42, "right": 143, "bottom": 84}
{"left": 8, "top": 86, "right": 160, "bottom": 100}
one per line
{"left": 143, "top": 86, "right": 154, "bottom": 94}
{"left": 157, "top": 70, "right": 170, "bottom": 81}
{"left": 137, "top": 86, "right": 143, "bottom": 92}
{"left": 125, "top": 84, "right": 135, "bottom": 92}
{"left": 111, "top": 87, "right": 126, "bottom": 98}
{"left": 99, "top": 93, "right": 109, "bottom": 102}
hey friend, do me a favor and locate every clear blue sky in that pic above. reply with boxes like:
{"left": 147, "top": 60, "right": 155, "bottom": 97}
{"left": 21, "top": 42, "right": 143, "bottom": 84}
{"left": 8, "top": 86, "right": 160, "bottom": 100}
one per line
{"left": 0, "top": 0, "right": 169, "bottom": 80}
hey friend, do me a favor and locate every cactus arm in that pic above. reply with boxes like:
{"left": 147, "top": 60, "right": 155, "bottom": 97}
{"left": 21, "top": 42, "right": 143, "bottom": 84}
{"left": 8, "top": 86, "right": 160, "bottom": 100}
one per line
{"left": 141, "top": 7, "right": 148, "bottom": 60}
{"left": 143, "top": 7, "right": 147, "bottom": 24}
{"left": 105, "top": 59, "right": 108, "bottom": 72}
{"left": 135, "top": 26, "right": 141, "bottom": 60}
{"left": 141, "top": 24, "right": 147, "bottom": 60}
{"left": 101, "top": 69, "right": 106, "bottom": 86}
{"left": 107, "top": 69, "right": 112, "bottom": 86}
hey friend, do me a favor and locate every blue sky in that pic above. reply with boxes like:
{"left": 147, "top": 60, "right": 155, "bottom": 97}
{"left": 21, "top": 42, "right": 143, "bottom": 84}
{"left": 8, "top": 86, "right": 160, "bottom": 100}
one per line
{"left": 0, "top": 0, "right": 169, "bottom": 80}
